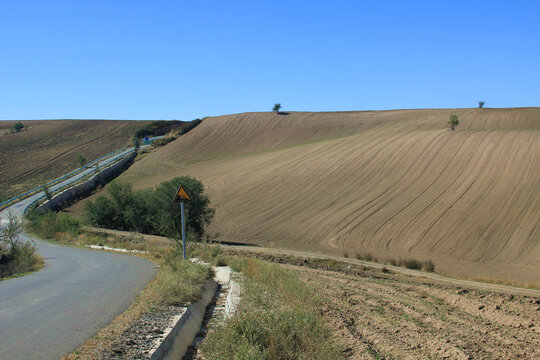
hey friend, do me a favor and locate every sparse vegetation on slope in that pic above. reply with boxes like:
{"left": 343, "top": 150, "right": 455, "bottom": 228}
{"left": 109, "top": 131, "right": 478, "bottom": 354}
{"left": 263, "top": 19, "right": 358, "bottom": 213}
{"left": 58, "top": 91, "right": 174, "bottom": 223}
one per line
{"left": 133, "top": 120, "right": 184, "bottom": 139}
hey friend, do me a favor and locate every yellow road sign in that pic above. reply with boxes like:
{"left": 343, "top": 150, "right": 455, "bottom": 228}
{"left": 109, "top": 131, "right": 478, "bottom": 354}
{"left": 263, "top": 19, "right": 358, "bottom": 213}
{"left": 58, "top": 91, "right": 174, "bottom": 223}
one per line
{"left": 172, "top": 185, "right": 192, "bottom": 203}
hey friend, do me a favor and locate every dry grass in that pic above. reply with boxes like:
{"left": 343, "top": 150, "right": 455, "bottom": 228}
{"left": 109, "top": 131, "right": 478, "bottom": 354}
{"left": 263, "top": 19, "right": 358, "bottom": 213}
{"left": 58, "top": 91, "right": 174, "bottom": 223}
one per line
{"left": 68, "top": 108, "right": 540, "bottom": 284}
{"left": 0, "top": 119, "right": 152, "bottom": 199}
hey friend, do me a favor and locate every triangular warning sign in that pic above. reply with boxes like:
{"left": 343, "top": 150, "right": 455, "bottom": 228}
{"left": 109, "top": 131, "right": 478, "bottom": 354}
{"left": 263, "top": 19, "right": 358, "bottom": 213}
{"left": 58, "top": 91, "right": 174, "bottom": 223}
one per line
{"left": 172, "top": 185, "right": 192, "bottom": 203}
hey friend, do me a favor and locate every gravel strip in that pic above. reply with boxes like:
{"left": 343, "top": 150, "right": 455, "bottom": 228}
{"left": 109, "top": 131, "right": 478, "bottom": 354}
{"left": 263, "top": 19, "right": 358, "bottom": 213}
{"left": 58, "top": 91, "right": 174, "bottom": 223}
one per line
{"left": 102, "top": 306, "right": 187, "bottom": 360}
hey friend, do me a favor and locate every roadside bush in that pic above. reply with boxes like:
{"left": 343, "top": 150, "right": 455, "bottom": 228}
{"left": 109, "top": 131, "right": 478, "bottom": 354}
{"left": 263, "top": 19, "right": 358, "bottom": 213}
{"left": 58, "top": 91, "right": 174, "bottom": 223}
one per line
{"left": 1, "top": 213, "right": 42, "bottom": 278}
{"left": 84, "top": 177, "right": 214, "bottom": 240}
{"left": 26, "top": 210, "right": 81, "bottom": 240}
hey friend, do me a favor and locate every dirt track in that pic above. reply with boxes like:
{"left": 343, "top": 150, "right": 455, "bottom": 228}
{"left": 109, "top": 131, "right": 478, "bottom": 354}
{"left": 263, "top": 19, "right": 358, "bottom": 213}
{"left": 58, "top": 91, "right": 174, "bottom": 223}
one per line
{"left": 289, "top": 264, "right": 539, "bottom": 359}
{"left": 69, "top": 108, "right": 540, "bottom": 284}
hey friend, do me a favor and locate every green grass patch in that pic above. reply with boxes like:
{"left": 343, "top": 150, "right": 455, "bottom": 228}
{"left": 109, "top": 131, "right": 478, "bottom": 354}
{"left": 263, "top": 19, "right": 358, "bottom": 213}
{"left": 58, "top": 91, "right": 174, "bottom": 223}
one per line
{"left": 148, "top": 250, "right": 213, "bottom": 308}
{"left": 201, "top": 259, "right": 341, "bottom": 360}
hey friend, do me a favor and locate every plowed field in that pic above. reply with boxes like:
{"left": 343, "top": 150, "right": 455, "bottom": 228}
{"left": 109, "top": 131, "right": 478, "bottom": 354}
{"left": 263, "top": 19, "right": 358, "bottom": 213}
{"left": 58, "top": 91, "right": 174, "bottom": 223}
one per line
{"left": 69, "top": 108, "right": 540, "bottom": 284}
{"left": 0, "top": 119, "right": 151, "bottom": 199}
{"left": 291, "top": 264, "right": 539, "bottom": 359}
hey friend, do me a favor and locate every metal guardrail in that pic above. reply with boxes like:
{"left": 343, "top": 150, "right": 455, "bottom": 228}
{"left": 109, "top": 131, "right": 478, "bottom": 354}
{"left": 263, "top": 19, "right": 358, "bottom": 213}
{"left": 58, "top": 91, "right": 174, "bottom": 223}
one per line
{"left": 22, "top": 149, "right": 135, "bottom": 214}
{"left": 0, "top": 147, "right": 129, "bottom": 209}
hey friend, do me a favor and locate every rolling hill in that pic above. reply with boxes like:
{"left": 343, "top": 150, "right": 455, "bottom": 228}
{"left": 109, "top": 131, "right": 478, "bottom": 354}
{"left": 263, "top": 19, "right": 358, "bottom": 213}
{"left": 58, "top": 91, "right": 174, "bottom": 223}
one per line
{"left": 0, "top": 119, "right": 153, "bottom": 199}
{"left": 68, "top": 108, "right": 540, "bottom": 284}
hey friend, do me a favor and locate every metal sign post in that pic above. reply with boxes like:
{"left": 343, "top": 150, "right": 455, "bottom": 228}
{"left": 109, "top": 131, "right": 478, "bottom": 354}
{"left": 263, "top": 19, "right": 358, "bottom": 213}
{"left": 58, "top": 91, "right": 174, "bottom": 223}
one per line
{"left": 172, "top": 185, "right": 192, "bottom": 260}
{"left": 181, "top": 201, "right": 186, "bottom": 259}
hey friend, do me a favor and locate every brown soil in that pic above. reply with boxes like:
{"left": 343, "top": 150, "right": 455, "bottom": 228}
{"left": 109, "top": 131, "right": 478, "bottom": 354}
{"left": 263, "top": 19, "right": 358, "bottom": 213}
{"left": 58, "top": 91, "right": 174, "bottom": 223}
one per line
{"left": 68, "top": 109, "right": 540, "bottom": 284}
{"left": 288, "top": 264, "right": 539, "bottom": 360}
{"left": 0, "top": 119, "right": 152, "bottom": 199}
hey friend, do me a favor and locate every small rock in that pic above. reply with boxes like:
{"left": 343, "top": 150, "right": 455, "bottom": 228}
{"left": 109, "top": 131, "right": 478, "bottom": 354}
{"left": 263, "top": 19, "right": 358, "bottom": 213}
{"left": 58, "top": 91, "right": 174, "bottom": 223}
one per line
{"left": 478, "top": 305, "right": 485, "bottom": 310}
{"left": 151, "top": 328, "right": 163, "bottom": 334}
{"left": 494, "top": 305, "right": 501, "bottom": 310}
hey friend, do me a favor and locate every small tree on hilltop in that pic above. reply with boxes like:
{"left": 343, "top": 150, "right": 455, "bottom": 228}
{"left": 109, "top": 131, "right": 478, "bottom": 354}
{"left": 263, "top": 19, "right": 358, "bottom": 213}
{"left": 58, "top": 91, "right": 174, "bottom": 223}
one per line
{"left": 478, "top": 101, "right": 485, "bottom": 108}
{"left": 77, "top": 154, "right": 86, "bottom": 167}
{"left": 11, "top": 122, "right": 24, "bottom": 133}
{"left": 273, "top": 103, "right": 282, "bottom": 113}
{"left": 448, "top": 114, "right": 460, "bottom": 131}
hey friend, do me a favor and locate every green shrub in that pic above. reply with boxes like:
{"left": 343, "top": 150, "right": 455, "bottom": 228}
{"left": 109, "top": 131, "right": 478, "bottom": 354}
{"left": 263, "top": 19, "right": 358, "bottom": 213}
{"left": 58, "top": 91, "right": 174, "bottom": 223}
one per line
{"left": 11, "top": 121, "right": 24, "bottom": 133}
{"left": 84, "top": 177, "right": 214, "bottom": 240}
{"left": 26, "top": 210, "right": 81, "bottom": 239}
{"left": 448, "top": 114, "right": 460, "bottom": 130}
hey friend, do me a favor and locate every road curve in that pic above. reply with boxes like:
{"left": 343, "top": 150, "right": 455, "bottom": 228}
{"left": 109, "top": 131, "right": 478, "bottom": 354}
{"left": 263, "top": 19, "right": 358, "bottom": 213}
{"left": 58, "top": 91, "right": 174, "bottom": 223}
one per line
{"left": 0, "top": 147, "right": 156, "bottom": 360}
{"left": 0, "top": 234, "right": 156, "bottom": 360}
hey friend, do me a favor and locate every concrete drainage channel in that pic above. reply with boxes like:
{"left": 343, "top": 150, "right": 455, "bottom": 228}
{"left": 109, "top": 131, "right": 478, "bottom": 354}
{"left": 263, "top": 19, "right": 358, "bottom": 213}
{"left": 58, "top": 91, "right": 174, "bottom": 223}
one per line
{"left": 149, "top": 265, "right": 241, "bottom": 360}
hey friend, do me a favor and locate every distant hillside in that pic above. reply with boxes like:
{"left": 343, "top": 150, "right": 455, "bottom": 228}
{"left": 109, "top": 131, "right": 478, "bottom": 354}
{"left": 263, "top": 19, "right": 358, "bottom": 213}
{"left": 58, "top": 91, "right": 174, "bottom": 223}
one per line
{"left": 68, "top": 108, "right": 540, "bottom": 284}
{"left": 0, "top": 119, "right": 154, "bottom": 199}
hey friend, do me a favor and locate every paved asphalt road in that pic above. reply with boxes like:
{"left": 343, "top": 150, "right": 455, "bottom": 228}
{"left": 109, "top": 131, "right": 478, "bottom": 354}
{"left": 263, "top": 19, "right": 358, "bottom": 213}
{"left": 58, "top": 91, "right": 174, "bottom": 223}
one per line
{"left": 2, "top": 147, "right": 136, "bottom": 220}
{"left": 0, "top": 147, "right": 156, "bottom": 359}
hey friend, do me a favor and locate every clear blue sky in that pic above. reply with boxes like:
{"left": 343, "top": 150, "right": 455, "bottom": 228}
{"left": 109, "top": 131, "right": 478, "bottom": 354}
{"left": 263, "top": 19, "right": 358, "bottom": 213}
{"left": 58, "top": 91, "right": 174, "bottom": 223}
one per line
{"left": 1, "top": 0, "right": 538, "bottom": 120}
